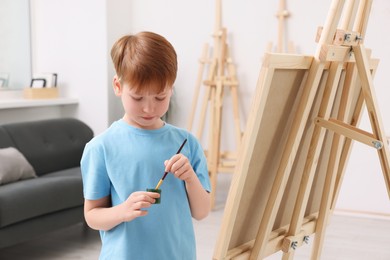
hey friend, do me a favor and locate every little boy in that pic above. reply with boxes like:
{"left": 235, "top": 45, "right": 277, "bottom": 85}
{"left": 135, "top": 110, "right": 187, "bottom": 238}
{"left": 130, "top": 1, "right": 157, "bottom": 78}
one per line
{"left": 81, "top": 31, "right": 211, "bottom": 260}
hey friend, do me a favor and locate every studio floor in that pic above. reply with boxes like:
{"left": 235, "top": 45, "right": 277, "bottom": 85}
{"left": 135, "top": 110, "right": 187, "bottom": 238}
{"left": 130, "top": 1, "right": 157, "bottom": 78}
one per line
{"left": 1, "top": 174, "right": 390, "bottom": 260}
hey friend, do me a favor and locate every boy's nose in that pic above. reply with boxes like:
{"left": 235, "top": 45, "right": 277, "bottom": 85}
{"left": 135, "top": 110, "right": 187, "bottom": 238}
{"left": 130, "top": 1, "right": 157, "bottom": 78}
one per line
{"left": 143, "top": 101, "right": 155, "bottom": 113}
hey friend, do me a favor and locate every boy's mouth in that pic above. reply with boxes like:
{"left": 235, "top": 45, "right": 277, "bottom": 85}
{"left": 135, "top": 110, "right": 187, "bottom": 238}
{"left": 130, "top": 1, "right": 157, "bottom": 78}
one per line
{"left": 142, "top": 116, "right": 155, "bottom": 120}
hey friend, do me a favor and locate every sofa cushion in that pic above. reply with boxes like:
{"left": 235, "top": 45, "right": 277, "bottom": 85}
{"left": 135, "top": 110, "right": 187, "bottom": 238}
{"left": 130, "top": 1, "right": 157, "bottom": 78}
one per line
{"left": 0, "top": 127, "right": 14, "bottom": 148}
{"left": 1, "top": 118, "right": 93, "bottom": 176}
{"left": 0, "top": 147, "right": 37, "bottom": 185}
{"left": 0, "top": 167, "right": 84, "bottom": 228}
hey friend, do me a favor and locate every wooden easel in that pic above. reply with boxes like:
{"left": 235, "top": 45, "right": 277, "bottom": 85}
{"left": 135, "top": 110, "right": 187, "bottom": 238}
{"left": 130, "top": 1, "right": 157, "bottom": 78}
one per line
{"left": 213, "top": 0, "right": 390, "bottom": 259}
{"left": 187, "top": 0, "right": 243, "bottom": 209}
{"left": 267, "top": 0, "right": 296, "bottom": 53}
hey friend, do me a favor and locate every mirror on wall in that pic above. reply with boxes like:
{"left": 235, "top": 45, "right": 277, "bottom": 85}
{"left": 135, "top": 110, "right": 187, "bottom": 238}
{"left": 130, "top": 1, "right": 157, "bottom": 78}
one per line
{"left": 0, "top": 0, "right": 32, "bottom": 90}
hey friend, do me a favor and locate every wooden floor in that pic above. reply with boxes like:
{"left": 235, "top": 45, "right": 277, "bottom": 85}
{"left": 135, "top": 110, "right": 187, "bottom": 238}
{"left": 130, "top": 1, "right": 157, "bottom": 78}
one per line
{"left": 1, "top": 174, "right": 390, "bottom": 259}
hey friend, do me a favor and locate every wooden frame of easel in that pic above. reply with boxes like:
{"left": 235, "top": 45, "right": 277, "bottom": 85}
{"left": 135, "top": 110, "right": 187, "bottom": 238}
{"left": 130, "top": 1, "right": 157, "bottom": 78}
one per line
{"left": 213, "top": 0, "right": 390, "bottom": 259}
{"left": 267, "top": 0, "right": 296, "bottom": 53}
{"left": 187, "top": 0, "right": 243, "bottom": 209}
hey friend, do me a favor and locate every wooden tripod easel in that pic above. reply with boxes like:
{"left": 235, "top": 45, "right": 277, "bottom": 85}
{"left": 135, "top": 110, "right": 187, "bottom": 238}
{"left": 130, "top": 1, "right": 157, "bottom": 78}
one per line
{"left": 213, "top": 0, "right": 390, "bottom": 259}
{"left": 187, "top": 0, "right": 243, "bottom": 209}
{"left": 278, "top": 1, "right": 390, "bottom": 259}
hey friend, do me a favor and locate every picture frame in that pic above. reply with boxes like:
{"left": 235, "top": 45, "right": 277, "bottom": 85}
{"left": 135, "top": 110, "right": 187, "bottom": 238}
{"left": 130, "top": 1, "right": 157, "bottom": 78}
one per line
{"left": 31, "top": 73, "right": 58, "bottom": 88}
{"left": 30, "top": 78, "right": 47, "bottom": 88}
{"left": 0, "top": 73, "right": 9, "bottom": 88}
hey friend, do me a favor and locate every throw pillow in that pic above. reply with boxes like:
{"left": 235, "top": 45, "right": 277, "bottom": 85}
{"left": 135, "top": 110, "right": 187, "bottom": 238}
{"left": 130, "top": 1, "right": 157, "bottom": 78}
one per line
{"left": 0, "top": 147, "right": 37, "bottom": 185}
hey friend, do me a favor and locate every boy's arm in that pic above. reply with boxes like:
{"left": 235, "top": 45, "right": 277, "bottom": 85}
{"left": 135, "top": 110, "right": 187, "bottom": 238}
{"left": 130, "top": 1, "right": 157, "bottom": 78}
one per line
{"left": 84, "top": 191, "right": 160, "bottom": 231}
{"left": 185, "top": 174, "right": 211, "bottom": 220}
{"left": 165, "top": 154, "right": 211, "bottom": 220}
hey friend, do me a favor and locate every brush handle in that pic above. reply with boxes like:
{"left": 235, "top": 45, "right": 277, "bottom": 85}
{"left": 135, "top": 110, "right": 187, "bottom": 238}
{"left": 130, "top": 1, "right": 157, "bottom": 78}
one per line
{"left": 155, "top": 179, "right": 163, "bottom": 190}
{"left": 175, "top": 138, "right": 187, "bottom": 155}
{"left": 154, "top": 138, "right": 188, "bottom": 189}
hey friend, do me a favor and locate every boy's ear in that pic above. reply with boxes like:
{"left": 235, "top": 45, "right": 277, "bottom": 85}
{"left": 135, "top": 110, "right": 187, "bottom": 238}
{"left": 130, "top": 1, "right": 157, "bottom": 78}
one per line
{"left": 113, "top": 75, "right": 122, "bottom": 96}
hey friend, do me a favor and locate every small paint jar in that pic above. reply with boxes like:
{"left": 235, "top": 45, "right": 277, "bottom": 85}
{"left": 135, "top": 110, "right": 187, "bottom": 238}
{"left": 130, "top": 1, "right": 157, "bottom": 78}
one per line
{"left": 146, "top": 188, "right": 161, "bottom": 204}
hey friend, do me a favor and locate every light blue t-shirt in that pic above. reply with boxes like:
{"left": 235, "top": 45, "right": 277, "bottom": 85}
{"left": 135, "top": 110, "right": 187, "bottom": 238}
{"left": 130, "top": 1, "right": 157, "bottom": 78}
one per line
{"left": 81, "top": 120, "right": 210, "bottom": 260}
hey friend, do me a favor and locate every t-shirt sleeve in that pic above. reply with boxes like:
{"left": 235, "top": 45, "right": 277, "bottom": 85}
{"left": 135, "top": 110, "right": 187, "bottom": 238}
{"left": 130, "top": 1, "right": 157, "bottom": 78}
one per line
{"left": 188, "top": 134, "right": 211, "bottom": 193}
{"left": 81, "top": 141, "right": 111, "bottom": 200}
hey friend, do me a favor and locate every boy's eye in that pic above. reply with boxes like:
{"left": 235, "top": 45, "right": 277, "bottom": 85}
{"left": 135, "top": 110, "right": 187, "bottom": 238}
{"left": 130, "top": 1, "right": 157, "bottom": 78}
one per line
{"left": 131, "top": 96, "right": 143, "bottom": 101}
{"left": 155, "top": 96, "right": 166, "bottom": 101}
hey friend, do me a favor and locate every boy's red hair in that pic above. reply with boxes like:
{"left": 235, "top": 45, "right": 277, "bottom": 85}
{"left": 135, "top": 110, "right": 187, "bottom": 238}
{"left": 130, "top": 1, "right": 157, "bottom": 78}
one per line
{"left": 111, "top": 31, "right": 177, "bottom": 93}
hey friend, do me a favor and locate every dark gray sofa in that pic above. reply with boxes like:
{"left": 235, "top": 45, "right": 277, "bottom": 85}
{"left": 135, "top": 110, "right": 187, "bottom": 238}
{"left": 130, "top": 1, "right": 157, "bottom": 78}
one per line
{"left": 0, "top": 118, "right": 93, "bottom": 248}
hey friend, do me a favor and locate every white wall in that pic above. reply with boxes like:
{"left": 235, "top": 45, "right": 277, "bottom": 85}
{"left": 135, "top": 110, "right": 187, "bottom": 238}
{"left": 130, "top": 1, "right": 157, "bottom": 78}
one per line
{"left": 30, "top": 0, "right": 390, "bottom": 216}
{"left": 0, "top": 0, "right": 31, "bottom": 88}
{"left": 106, "top": 1, "right": 132, "bottom": 124}
{"left": 31, "top": 0, "right": 109, "bottom": 134}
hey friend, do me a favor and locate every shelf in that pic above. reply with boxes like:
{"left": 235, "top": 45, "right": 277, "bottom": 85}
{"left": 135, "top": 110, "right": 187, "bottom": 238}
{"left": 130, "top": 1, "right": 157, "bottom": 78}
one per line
{"left": 0, "top": 98, "right": 78, "bottom": 109}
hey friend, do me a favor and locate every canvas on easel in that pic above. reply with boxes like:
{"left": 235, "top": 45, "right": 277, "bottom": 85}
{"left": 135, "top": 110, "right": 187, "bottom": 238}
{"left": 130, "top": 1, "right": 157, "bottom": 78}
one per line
{"left": 213, "top": 0, "right": 390, "bottom": 259}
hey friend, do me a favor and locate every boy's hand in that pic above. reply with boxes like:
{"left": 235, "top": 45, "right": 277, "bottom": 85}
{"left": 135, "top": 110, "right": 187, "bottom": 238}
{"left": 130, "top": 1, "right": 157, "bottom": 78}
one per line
{"left": 164, "top": 154, "right": 196, "bottom": 183}
{"left": 120, "top": 191, "right": 160, "bottom": 222}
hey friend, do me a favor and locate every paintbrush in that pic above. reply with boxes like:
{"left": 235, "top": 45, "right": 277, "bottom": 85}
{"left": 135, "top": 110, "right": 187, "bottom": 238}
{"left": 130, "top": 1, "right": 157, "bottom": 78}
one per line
{"left": 154, "top": 138, "right": 187, "bottom": 189}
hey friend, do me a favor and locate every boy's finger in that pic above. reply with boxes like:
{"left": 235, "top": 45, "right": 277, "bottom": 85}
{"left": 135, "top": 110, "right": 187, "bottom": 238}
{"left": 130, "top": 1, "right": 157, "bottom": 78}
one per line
{"left": 145, "top": 191, "right": 160, "bottom": 199}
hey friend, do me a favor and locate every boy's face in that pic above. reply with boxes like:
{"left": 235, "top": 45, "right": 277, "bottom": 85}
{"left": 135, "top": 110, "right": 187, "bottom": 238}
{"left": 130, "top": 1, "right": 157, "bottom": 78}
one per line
{"left": 115, "top": 80, "right": 172, "bottom": 130}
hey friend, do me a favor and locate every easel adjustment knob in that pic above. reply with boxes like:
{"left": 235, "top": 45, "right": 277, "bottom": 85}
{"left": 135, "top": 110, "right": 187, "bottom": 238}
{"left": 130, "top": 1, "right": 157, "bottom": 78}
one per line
{"left": 291, "top": 241, "right": 298, "bottom": 250}
{"left": 355, "top": 35, "right": 364, "bottom": 41}
{"left": 282, "top": 232, "right": 310, "bottom": 253}
{"left": 372, "top": 140, "right": 383, "bottom": 150}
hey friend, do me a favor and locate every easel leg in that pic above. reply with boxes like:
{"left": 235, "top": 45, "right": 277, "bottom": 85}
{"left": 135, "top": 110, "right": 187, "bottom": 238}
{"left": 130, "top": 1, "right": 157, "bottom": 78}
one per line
{"left": 331, "top": 64, "right": 362, "bottom": 209}
{"left": 332, "top": 0, "right": 377, "bottom": 200}
{"left": 353, "top": 44, "right": 390, "bottom": 195}
{"left": 310, "top": 61, "right": 357, "bottom": 260}
{"left": 226, "top": 57, "right": 243, "bottom": 147}
{"left": 282, "top": 61, "right": 344, "bottom": 260}
{"left": 197, "top": 56, "right": 218, "bottom": 140}
{"left": 208, "top": 84, "right": 217, "bottom": 189}
{"left": 188, "top": 43, "right": 209, "bottom": 131}
{"left": 311, "top": 131, "right": 345, "bottom": 260}
{"left": 209, "top": 81, "right": 224, "bottom": 209}
{"left": 196, "top": 85, "right": 212, "bottom": 140}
